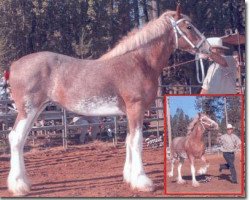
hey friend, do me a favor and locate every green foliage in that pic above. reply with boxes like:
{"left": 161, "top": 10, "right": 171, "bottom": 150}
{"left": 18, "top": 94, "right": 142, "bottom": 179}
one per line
{"left": 171, "top": 108, "right": 191, "bottom": 138}
{"left": 195, "top": 96, "right": 224, "bottom": 121}
{"left": 0, "top": 0, "right": 245, "bottom": 74}
{"left": 195, "top": 96, "right": 242, "bottom": 137}
{"left": 220, "top": 96, "right": 242, "bottom": 137}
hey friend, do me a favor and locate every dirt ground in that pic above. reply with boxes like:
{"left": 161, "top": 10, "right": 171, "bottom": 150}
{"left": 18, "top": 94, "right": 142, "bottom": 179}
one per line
{"left": 165, "top": 152, "right": 245, "bottom": 197}
{"left": 0, "top": 141, "right": 164, "bottom": 198}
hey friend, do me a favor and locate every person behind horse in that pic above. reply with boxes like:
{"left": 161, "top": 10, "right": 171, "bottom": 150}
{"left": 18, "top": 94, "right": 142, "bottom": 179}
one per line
{"left": 200, "top": 37, "right": 238, "bottom": 94}
{"left": 217, "top": 123, "right": 241, "bottom": 184}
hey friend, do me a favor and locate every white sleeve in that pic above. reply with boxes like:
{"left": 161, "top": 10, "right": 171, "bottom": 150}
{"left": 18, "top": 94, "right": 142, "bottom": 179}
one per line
{"left": 234, "top": 134, "right": 241, "bottom": 146}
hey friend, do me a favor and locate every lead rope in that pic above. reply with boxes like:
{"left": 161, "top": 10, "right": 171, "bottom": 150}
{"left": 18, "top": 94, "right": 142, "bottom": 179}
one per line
{"left": 195, "top": 54, "right": 206, "bottom": 84}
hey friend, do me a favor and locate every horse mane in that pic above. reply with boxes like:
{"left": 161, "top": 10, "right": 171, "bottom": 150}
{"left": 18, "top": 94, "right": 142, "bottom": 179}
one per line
{"left": 100, "top": 11, "right": 190, "bottom": 60}
{"left": 187, "top": 114, "right": 200, "bottom": 135}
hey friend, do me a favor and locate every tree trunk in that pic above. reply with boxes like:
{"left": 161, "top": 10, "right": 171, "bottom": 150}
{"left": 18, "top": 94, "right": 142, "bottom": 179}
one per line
{"left": 133, "top": 0, "right": 140, "bottom": 27}
{"left": 142, "top": 0, "right": 149, "bottom": 22}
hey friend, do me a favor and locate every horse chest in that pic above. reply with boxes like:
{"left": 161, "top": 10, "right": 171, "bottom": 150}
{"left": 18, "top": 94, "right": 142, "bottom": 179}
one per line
{"left": 69, "top": 96, "right": 125, "bottom": 116}
{"left": 185, "top": 140, "right": 205, "bottom": 158}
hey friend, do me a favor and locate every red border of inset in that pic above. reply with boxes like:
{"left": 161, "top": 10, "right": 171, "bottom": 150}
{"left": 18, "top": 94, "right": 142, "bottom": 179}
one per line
{"left": 163, "top": 94, "right": 245, "bottom": 197}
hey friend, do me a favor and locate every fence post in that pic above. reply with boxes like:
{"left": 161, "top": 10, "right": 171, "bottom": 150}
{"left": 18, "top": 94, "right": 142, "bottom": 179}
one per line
{"left": 114, "top": 116, "right": 118, "bottom": 146}
{"left": 63, "top": 109, "right": 68, "bottom": 149}
{"left": 156, "top": 106, "right": 160, "bottom": 137}
{"left": 166, "top": 97, "right": 172, "bottom": 148}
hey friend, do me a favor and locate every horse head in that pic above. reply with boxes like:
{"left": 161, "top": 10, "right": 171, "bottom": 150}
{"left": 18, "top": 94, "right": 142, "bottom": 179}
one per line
{"left": 199, "top": 113, "right": 219, "bottom": 130}
{"left": 164, "top": 4, "right": 210, "bottom": 55}
{"left": 165, "top": 4, "right": 228, "bottom": 66}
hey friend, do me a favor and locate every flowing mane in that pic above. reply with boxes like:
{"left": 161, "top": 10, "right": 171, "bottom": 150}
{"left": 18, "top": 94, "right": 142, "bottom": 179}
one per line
{"left": 187, "top": 114, "right": 200, "bottom": 135}
{"left": 100, "top": 11, "right": 190, "bottom": 60}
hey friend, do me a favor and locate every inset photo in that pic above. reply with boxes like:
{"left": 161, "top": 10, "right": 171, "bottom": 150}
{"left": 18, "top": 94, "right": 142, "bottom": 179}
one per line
{"left": 164, "top": 95, "right": 245, "bottom": 197}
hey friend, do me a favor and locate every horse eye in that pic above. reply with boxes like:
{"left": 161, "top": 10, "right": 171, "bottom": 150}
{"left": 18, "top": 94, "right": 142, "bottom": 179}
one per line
{"left": 187, "top": 26, "right": 192, "bottom": 30}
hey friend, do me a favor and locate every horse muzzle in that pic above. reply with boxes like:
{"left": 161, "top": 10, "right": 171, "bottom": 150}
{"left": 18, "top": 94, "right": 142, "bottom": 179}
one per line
{"left": 211, "top": 122, "right": 219, "bottom": 130}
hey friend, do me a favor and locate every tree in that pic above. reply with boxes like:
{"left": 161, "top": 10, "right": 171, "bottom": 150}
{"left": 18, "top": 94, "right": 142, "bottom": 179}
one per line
{"left": 0, "top": 0, "right": 245, "bottom": 73}
{"left": 171, "top": 108, "right": 191, "bottom": 138}
{"left": 195, "top": 96, "right": 224, "bottom": 121}
{"left": 220, "top": 96, "right": 242, "bottom": 137}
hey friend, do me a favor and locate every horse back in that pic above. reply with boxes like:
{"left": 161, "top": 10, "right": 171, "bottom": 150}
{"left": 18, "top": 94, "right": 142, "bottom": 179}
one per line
{"left": 9, "top": 52, "right": 85, "bottom": 109}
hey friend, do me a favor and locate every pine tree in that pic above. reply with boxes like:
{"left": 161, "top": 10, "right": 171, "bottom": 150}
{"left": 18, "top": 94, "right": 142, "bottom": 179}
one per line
{"left": 171, "top": 108, "right": 191, "bottom": 138}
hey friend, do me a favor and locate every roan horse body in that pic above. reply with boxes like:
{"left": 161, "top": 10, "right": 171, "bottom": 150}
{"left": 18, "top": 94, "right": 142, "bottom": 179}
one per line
{"left": 168, "top": 113, "right": 219, "bottom": 187}
{"left": 8, "top": 6, "right": 226, "bottom": 196}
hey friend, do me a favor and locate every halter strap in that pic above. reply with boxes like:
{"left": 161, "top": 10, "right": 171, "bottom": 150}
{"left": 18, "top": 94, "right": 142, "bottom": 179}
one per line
{"left": 200, "top": 116, "right": 215, "bottom": 130}
{"left": 169, "top": 17, "right": 208, "bottom": 52}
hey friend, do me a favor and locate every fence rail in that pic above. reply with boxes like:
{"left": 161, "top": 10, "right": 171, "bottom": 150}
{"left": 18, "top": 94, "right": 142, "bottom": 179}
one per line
{"left": 1, "top": 84, "right": 243, "bottom": 149}
{"left": 0, "top": 97, "right": 165, "bottom": 149}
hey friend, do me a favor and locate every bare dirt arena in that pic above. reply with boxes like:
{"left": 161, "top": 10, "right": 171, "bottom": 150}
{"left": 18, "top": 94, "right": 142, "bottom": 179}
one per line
{"left": 166, "top": 152, "right": 245, "bottom": 197}
{"left": 0, "top": 141, "right": 164, "bottom": 197}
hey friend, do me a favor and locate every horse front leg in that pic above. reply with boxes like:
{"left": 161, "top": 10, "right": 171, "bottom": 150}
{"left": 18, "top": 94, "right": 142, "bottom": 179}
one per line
{"left": 167, "top": 156, "right": 175, "bottom": 177}
{"left": 124, "top": 102, "right": 154, "bottom": 192}
{"left": 198, "top": 155, "right": 209, "bottom": 175}
{"left": 123, "top": 133, "right": 132, "bottom": 184}
{"left": 190, "top": 157, "right": 200, "bottom": 187}
{"left": 177, "top": 157, "right": 186, "bottom": 184}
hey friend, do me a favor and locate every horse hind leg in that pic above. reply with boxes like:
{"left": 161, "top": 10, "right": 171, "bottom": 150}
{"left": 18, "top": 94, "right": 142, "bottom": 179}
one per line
{"left": 176, "top": 157, "right": 186, "bottom": 184}
{"left": 198, "top": 156, "right": 209, "bottom": 175}
{"left": 8, "top": 103, "right": 47, "bottom": 196}
{"left": 167, "top": 156, "right": 175, "bottom": 177}
{"left": 125, "top": 103, "right": 154, "bottom": 192}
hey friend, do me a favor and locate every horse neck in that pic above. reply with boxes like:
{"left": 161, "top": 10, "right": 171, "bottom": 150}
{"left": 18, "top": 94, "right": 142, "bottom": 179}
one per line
{"left": 189, "top": 122, "right": 205, "bottom": 141}
{"left": 138, "top": 31, "right": 175, "bottom": 76}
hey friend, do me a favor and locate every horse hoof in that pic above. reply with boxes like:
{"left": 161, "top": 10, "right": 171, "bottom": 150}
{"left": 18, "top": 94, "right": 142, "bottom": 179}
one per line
{"left": 123, "top": 167, "right": 131, "bottom": 184}
{"left": 123, "top": 173, "right": 131, "bottom": 184}
{"left": 168, "top": 172, "right": 173, "bottom": 177}
{"left": 177, "top": 179, "right": 186, "bottom": 184}
{"left": 8, "top": 177, "right": 30, "bottom": 196}
{"left": 192, "top": 181, "right": 200, "bottom": 187}
{"left": 131, "top": 174, "right": 155, "bottom": 192}
{"left": 198, "top": 168, "right": 207, "bottom": 175}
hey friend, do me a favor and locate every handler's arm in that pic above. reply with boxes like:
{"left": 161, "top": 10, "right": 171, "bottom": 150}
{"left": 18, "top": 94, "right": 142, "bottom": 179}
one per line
{"left": 234, "top": 134, "right": 242, "bottom": 149}
{"left": 209, "top": 52, "right": 228, "bottom": 67}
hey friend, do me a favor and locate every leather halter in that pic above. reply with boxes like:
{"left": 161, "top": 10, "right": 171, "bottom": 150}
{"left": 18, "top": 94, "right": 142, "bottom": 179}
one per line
{"left": 199, "top": 116, "right": 216, "bottom": 130}
{"left": 169, "top": 17, "right": 208, "bottom": 52}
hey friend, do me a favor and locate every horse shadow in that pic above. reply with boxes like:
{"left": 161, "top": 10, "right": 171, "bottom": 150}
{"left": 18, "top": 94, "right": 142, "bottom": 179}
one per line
{"left": 181, "top": 174, "right": 211, "bottom": 182}
{"left": 216, "top": 173, "right": 232, "bottom": 182}
{"left": 171, "top": 173, "right": 232, "bottom": 183}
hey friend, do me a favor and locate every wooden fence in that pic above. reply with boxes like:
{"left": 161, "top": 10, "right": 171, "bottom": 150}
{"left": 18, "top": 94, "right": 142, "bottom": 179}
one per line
{"left": 0, "top": 97, "right": 164, "bottom": 149}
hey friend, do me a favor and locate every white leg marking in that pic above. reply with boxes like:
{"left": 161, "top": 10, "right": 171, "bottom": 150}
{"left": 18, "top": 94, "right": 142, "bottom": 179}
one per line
{"left": 177, "top": 162, "right": 186, "bottom": 184}
{"left": 123, "top": 134, "right": 132, "bottom": 183}
{"left": 198, "top": 166, "right": 208, "bottom": 175}
{"left": 191, "top": 164, "right": 199, "bottom": 187}
{"left": 198, "top": 156, "right": 209, "bottom": 175}
{"left": 8, "top": 111, "right": 36, "bottom": 196}
{"left": 130, "top": 127, "right": 154, "bottom": 191}
{"left": 168, "top": 158, "right": 175, "bottom": 177}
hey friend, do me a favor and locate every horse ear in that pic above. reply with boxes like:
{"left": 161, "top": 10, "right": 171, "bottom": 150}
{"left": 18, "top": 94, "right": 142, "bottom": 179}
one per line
{"left": 176, "top": 3, "right": 181, "bottom": 19}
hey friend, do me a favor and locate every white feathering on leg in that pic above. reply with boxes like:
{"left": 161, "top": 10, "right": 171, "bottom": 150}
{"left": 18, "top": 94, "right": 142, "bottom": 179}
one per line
{"left": 130, "top": 127, "right": 154, "bottom": 191}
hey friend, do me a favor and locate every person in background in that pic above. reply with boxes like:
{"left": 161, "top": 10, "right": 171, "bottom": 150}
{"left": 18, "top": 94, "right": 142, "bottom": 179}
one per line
{"left": 217, "top": 123, "right": 241, "bottom": 184}
{"left": 200, "top": 37, "right": 237, "bottom": 94}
